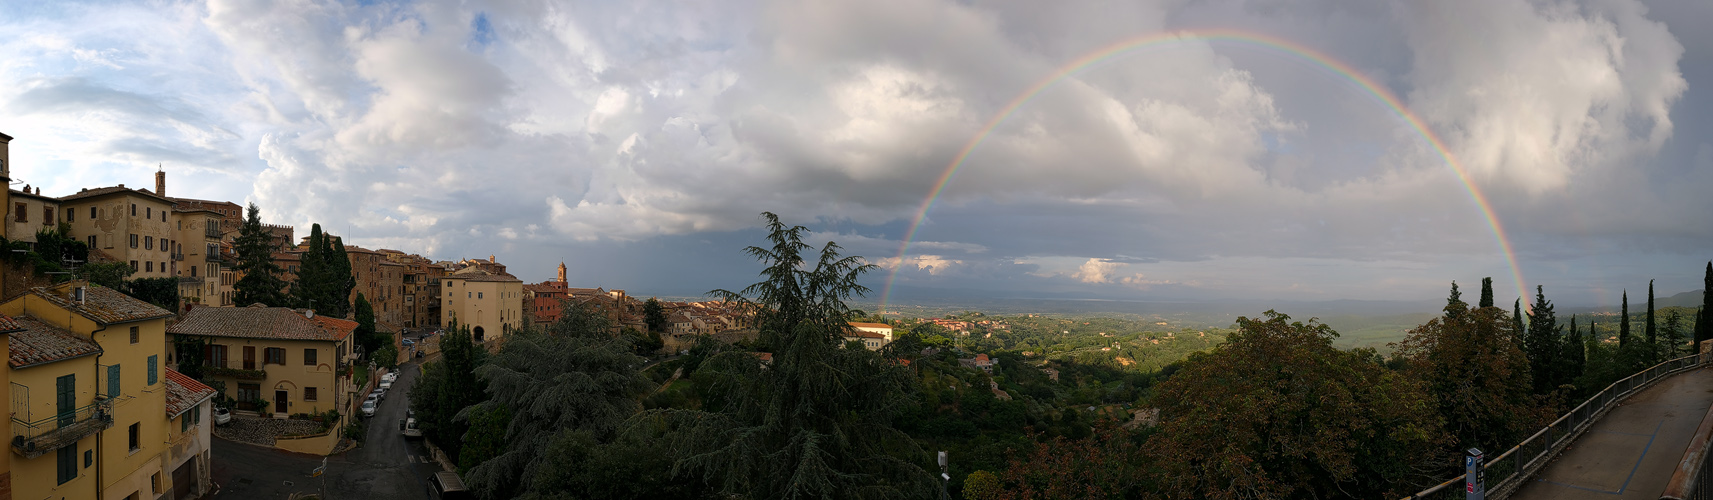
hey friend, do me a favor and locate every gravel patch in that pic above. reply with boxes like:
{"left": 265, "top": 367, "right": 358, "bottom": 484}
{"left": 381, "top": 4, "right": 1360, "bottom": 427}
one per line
{"left": 213, "top": 416, "right": 326, "bottom": 446}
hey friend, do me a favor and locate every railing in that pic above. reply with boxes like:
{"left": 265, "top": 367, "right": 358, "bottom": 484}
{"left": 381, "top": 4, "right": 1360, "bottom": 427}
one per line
{"left": 172, "top": 252, "right": 185, "bottom": 261}
{"left": 11, "top": 398, "right": 115, "bottom": 457}
{"left": 205, "top": 253, "right": 222, "bottom": 263}
{"left": 1661, "top": 390, "right": 1713, "bottom": 500}
{"left": 1404, "top": 352, "right": 1709, "bottom": 500}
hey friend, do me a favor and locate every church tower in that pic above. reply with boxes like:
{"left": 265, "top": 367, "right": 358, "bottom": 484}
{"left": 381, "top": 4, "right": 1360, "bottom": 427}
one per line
{"left": 557, "top": 262, "right": 567, "bottom": 283}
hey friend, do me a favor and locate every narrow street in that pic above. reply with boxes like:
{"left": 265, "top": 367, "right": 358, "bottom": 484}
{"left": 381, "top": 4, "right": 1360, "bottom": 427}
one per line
{"left": 211, "top": 360, "right": 444, "bottom": 499}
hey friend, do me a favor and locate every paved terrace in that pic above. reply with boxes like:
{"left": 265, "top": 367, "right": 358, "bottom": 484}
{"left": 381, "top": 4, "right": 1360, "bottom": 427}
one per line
{"left": 1510, "top": 366, "right": 1713, "bottom": 500}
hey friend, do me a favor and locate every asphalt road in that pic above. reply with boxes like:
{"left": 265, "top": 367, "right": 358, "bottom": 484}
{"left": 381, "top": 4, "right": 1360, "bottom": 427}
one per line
{"left": 211, "top": 361, "right": 444, "bottom": 499}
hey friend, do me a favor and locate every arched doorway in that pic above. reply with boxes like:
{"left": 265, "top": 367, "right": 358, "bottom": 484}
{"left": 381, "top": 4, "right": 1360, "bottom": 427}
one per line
{"left": 473, "top": 326, "right": 485, "bottom": 343}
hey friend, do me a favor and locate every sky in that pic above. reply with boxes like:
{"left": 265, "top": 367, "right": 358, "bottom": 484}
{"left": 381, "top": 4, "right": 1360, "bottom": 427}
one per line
{"left": 2, "top": 0, "right": 1710, "bottom": 310}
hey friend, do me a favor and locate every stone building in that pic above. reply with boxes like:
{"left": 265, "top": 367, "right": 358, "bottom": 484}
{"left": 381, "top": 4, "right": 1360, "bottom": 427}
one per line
{"left": 7, "top": 186, "right": 59, "bottom": 244}
{"left": 58, "top": 184, "right": 177, "bottom": 279}
{"left": 439, "top": 267, "right": 522, "bottom": 345}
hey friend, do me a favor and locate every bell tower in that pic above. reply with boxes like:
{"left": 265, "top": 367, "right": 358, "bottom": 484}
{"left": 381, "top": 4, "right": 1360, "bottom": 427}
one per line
{"left": 557, "top": 262, "right": 567, "bottom": 283}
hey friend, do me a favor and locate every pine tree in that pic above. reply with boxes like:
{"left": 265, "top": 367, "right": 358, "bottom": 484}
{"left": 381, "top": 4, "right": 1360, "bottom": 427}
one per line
{"left": 327, "top": 237, "right": 354, "bottom": 317}
{"left": 1513, "top": 298, "right": 1527, "bottom": 340}
{"left": 1619, "top": 290, "right": 1631, "bottom": 347}
{"left": 649, "top": 212, "right": 935, "bottom": 499}
{"left": 1479, "top": 277, "right": 1495, "bottom": 308}
{"left": 1446, "top": 281, "right": 1467, "bottom": 318}
{"left": 643, "top": 298, "right": 668, "bottom": 333}
{"left": 231, "top": 203, "right": 288, "bottom": 307}
{"left": 1525, "top": 286, "right": 1560, "bottom": 393}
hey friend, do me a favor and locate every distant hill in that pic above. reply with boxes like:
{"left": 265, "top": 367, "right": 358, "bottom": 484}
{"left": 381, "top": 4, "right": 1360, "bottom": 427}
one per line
{"left": 1659, "top": 290, "right": 1705, "bottom": 308}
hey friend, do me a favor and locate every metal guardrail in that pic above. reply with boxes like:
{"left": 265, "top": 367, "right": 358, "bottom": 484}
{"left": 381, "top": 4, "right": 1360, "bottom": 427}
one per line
{"left": 1661, "top": 390, "right": 1713, "bottom": 500}
{"left": 1404, "top": 352, "right": 1709, "bottom": 500}
{"left": 12, "top": 398, "right": 114, "bottom": 442}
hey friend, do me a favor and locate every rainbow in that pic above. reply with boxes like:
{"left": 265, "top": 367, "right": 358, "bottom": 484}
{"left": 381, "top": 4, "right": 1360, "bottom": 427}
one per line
{"left": 877, "top": 28, "right": 1527, "bottom": 312}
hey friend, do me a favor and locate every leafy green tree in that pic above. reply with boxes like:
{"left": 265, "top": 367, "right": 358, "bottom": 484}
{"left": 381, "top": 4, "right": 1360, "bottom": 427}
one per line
{"left": 125, "top": 277, "right": 181, "bottom": 311}
{"left": 1524, "top": 286, "right": 1560, "bottom": 393}
{"left": 645, "top": 212, "right": 935, "bottom": 499}
{"left": 409, "top": 318, "right": 488, "bottom": 462}
{"left": 1479, "top": 277, "right": 1495, "bottom": 309}
{"left": 963, "top": 470, "right": 1000, "bottom": 500}
{"left": 460, "top": 306, "right": 655, "bottom": 499}
{"left": 1149, "top": 311, "right": 1447, "bottom": 499}
{"left": 1395, "top": 294, "right": 1545, "bottom": 471}
{"left": 644, "top": 298, "right": 668, "bottom": 333}
{"left": 1664, "top": 310, "right": 1687, "bottom": 359}
{"left": 175, "top": 336, "right": 207, "bottom": 380}
{"left": 527, "top": 426, "right": 710, "bottom": 499}
{"left": 232, "top": 203, "right": 288, "bottom": 307}
{"left": 76, "top": 261, "right": 134, "bottom": 290}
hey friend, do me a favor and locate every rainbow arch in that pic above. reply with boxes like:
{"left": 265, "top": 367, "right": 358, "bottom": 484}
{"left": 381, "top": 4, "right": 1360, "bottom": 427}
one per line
{"left": 877, "top": 28, "right": 1525, "bottom": 312}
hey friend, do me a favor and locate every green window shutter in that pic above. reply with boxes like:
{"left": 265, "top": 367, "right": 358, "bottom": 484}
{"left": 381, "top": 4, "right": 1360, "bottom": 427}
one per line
{"left": 57, "top": 444, "right": 76, "bottom": 484}
{"left": 182, "top": 413, "right": 190, "bottom": 432}
{"left": 108, "top": 364, "right": 121, "bottom": 398}
{"left": 148, "top": 355, "right": 158, "bottom": 385}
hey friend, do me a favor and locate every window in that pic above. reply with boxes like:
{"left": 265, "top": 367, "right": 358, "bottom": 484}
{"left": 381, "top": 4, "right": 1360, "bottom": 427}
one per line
{"left": 89, "top": 235, "right": 97, "bottom": 248}
{"left": 182, "top": 413, "right": 190, "bottom": 432}
{"left": 305, "top": 387, "right": 318, "bottom": 401}
{"left": 190, "top": 265, "right": 197, "bottom": 277}
{"left": 208, "top": 344, "right": 228, "bottom": 368}
{"left": 147, "top": 355, "right": 158, "bottom": 385}
{"left": 304, "top": 348, "right": 317, "bottom": 365}
{"left": 68, "top": 206, "right": 76, "bottom": 221}
{"left": 265, "top": 347, "right": 285, "bottom": 365}
{"left": 145, "top": 236, "right": 153, "bottom": 250}
{"left": 58, "top": 444, "right": 76, "bottom": 485}
{"left": 84, "top": 449, "right": 92, "bottom": 468}
{"left": 14, "top": 202, "right": 26, "bottom": 222}
{"left": 89, "top": 206, "right": 96, "bottom": 219}
{"left": 130, "top": 233, "right": 139, "bottom": 248}
{"left": 45, "top": 206, "right": 54, "bottom": 222}
{"left": 128, "top": 423, "right": 140, "bottom": 451}
{"left": 145, "top": 261, "right": 152, "bottom": 272}
{"left": 131, "top": 204, "right": 137, "bottom": 217}
{"left": 108, "top": 364, "right": 121, "bottom": 398}
{"left": 152, "top": 472, "right": 162, "bottom": 494}
{"left": 145, "top": 207, "right": 151, "bottom": 219}
{"left": 237, "top": 383, "right": 260, "bottom": 402}
{"left": 161, "top": 211, "right": 166, "bottom": 222}
{"left": 478, "top": 292, "right": 483, "bottom": 299}
{"left": 130, "top": 326, "right": 139, "bottom": 343}
{"left": 130, "top": 260, "right": 138, "bottom": 271}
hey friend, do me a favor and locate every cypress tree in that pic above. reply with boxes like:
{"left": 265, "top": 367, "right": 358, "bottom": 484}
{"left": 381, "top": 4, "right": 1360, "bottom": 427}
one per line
{"left": 1698, "top": 262, "right": 1712, "bottom": 345}
{"left": 292, "top": 224, "right": 327, "bottom": 311}
{"left": 1525, "top": 286, "right": 1560, "bottom": 392}
{"left": 1562, "top": 315, "right": 1584, "bottom": 382}
{"left": 328, "top": 237, "right": 354, "bottom": 317}
{"left": 1479, "top": 277, "right": 1495, "bottom": 308}
{"left": 1513, "top": 298, "right": 1527, "bottom": 340}
{"left": 1647, "top": 280, "right": 1658, "bottom": 362}
{"left": 1664, "top": 310, "right": 1686, "bottom": 359}
{"left": 1620, "top": 290, "right": 1631, "bottom": 347}
{"left": 231, "top": 203, "right": 288, "bottom": 307}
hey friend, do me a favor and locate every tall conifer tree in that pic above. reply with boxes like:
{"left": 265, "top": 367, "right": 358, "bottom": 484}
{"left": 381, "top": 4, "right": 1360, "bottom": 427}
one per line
{"left": 1562, "top": 315, "right": 1584, "bottom": 382}
{"left": 327, "top": 237, "right": 354, "bottom": 317}
{"left": 231, "top": 203, "right": 288, "bottom": 307}
{"left": 1647, "top": 280, "right": 1658, "bottom": 362}
{"left": 1525, "top": 286, "right": 1560, "bottom": 392}
{"left": 1698, "top": 262, "right": 1712, "bottom": 344}
{"left": 1513, "top": 298, "right": 1526, "bottom": 340}
{"left": 1620, "top": 290, "right": 1631, "bottom": 347}
{"left": 292, "top": 224, "right": 327, "bottom": 311}
{"left": 1479, "top": 277, "right": 1495, "bottom": 308}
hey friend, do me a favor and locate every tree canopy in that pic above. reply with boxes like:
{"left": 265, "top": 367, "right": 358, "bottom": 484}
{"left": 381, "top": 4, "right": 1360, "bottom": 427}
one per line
{"left": 231, "top": 203, "right": 288, "bottom": 307}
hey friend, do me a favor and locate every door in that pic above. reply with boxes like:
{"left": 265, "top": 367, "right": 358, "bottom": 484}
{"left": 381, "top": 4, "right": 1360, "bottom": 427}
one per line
{"left": 243, "top": 346, "right": 255, "bottom": 370}
{"left": 56, "top": 374, "right": 75, "bottom": 427}
{"left": 274, "top": 391, "right": 288, "bottom": 414}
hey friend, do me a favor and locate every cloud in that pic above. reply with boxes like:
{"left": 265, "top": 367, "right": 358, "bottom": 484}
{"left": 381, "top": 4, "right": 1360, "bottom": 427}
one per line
{"left": 1073, "top": 258, "right": 1123, "bottom": 284}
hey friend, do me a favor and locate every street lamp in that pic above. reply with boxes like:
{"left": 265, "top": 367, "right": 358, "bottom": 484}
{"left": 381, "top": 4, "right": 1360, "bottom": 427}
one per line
{"left": 938, "top": 451, "right": 950, "bottom": 500}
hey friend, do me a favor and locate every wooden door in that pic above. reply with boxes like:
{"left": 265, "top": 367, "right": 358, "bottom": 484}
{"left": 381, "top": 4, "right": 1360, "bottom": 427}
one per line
{"left": 274, "top": 390, "right": 288, "bottom": 414}
{"left": 243, "top": 346, "right": 255, "bottom": 370}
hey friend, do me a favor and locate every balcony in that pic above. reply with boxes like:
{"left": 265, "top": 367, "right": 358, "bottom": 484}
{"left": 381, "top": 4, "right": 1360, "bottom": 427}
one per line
{"left": 12, "top": 398, "right": 115, "bottom": 458}
{"left": 206, "top": 253, "right": 223, "bottom": 263}
{"left": 172, "top": 252, "right": 185, "bottom": 261}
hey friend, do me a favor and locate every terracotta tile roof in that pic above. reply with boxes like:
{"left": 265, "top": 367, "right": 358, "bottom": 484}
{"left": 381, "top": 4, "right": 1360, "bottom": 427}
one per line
{"left": 168, "top": 305, "right": 356, "bottom": 342}
{"left": 32, "top": 282, "right": 174, "bottom": 325}
{"left": 848, "top": 322, "right": 893, "bottom": 329}
{"left": 445, "top": 269, "right": 521, "bottom": 282}
{"left": 164, "top": 369, "right": 216, "bottom": 418}
{"left": 8, "top": 316, "right": 103, "bottom": 369}
{"left": 0, "top": 314, "right": 23, "bottom": 333}
{"left": 9, "top": 189, "right": 57, "bottom": 202}
{"left": 843, "top": 330, "right": 886, "bottom": 339}
{"left": 57, "top": 185, "right": 173, "bottom": 204}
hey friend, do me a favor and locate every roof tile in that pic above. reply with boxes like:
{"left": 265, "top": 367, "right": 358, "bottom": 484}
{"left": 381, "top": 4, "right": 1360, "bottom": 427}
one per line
{"left": 8, "top": 316, "right": 103, "bottom": 369}
{"left": 32, "top": 282, "right": 174, "bottom": 325}
{"left": 164, "top": 369, "right": 216, "bottom": 417}
{"left": 168, "top": 306, "right": 356, "bottom": 342}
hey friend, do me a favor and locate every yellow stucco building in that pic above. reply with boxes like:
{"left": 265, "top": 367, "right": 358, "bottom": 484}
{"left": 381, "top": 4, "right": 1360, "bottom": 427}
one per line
{"left": 58, "top": 185, "right": 177, "bottom": 279}
{"left": 166, "top": 305, "right": 357, "bottom": 425}
{"left": 168, "top": 206, "right": 224, "bottom": 310}
{"left": 439, "top": 268, "right": 522, "bottom": 345}
{"left": 1, "top": 281, "right": 182, "bottom": 500}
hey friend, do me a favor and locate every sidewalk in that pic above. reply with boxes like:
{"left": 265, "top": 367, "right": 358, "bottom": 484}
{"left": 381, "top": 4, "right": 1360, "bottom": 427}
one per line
{"left": 1510, "top": 367, "right": 1713, "bottom": 500}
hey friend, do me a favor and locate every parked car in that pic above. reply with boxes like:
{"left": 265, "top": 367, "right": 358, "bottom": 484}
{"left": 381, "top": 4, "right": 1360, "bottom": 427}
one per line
{"left": 400, "top": 417, "right": 422, "bottom": 439}
{"left": 361, "top": 399, "right": 377, "bottom": 418}
{"left": 402, "top": 339, "right": 416, "bottom": 348}
{"left": 371, "top": 388, "right": 386, "bottom": 401}
{"left": 213, "top": 406, "right": 231, "bottom": 426}
{"left": 427, "top": 471, "right": 472, "bottom": 500}
{"left": 380, "top": 379, "right": 394, "bottom": 391}
{"left": 382, "top": 371, "right": 399, "bottom": 383}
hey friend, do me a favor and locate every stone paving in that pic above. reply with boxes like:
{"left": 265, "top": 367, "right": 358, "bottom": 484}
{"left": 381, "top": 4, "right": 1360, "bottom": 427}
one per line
{"left": 213, "top": 416, "right": 326, "bottom": 446}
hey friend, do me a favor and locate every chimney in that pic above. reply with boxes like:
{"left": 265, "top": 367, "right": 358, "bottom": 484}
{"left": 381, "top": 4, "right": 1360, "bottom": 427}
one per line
{"left": 156, "top": 168, "right": 166, "bottom": 198}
